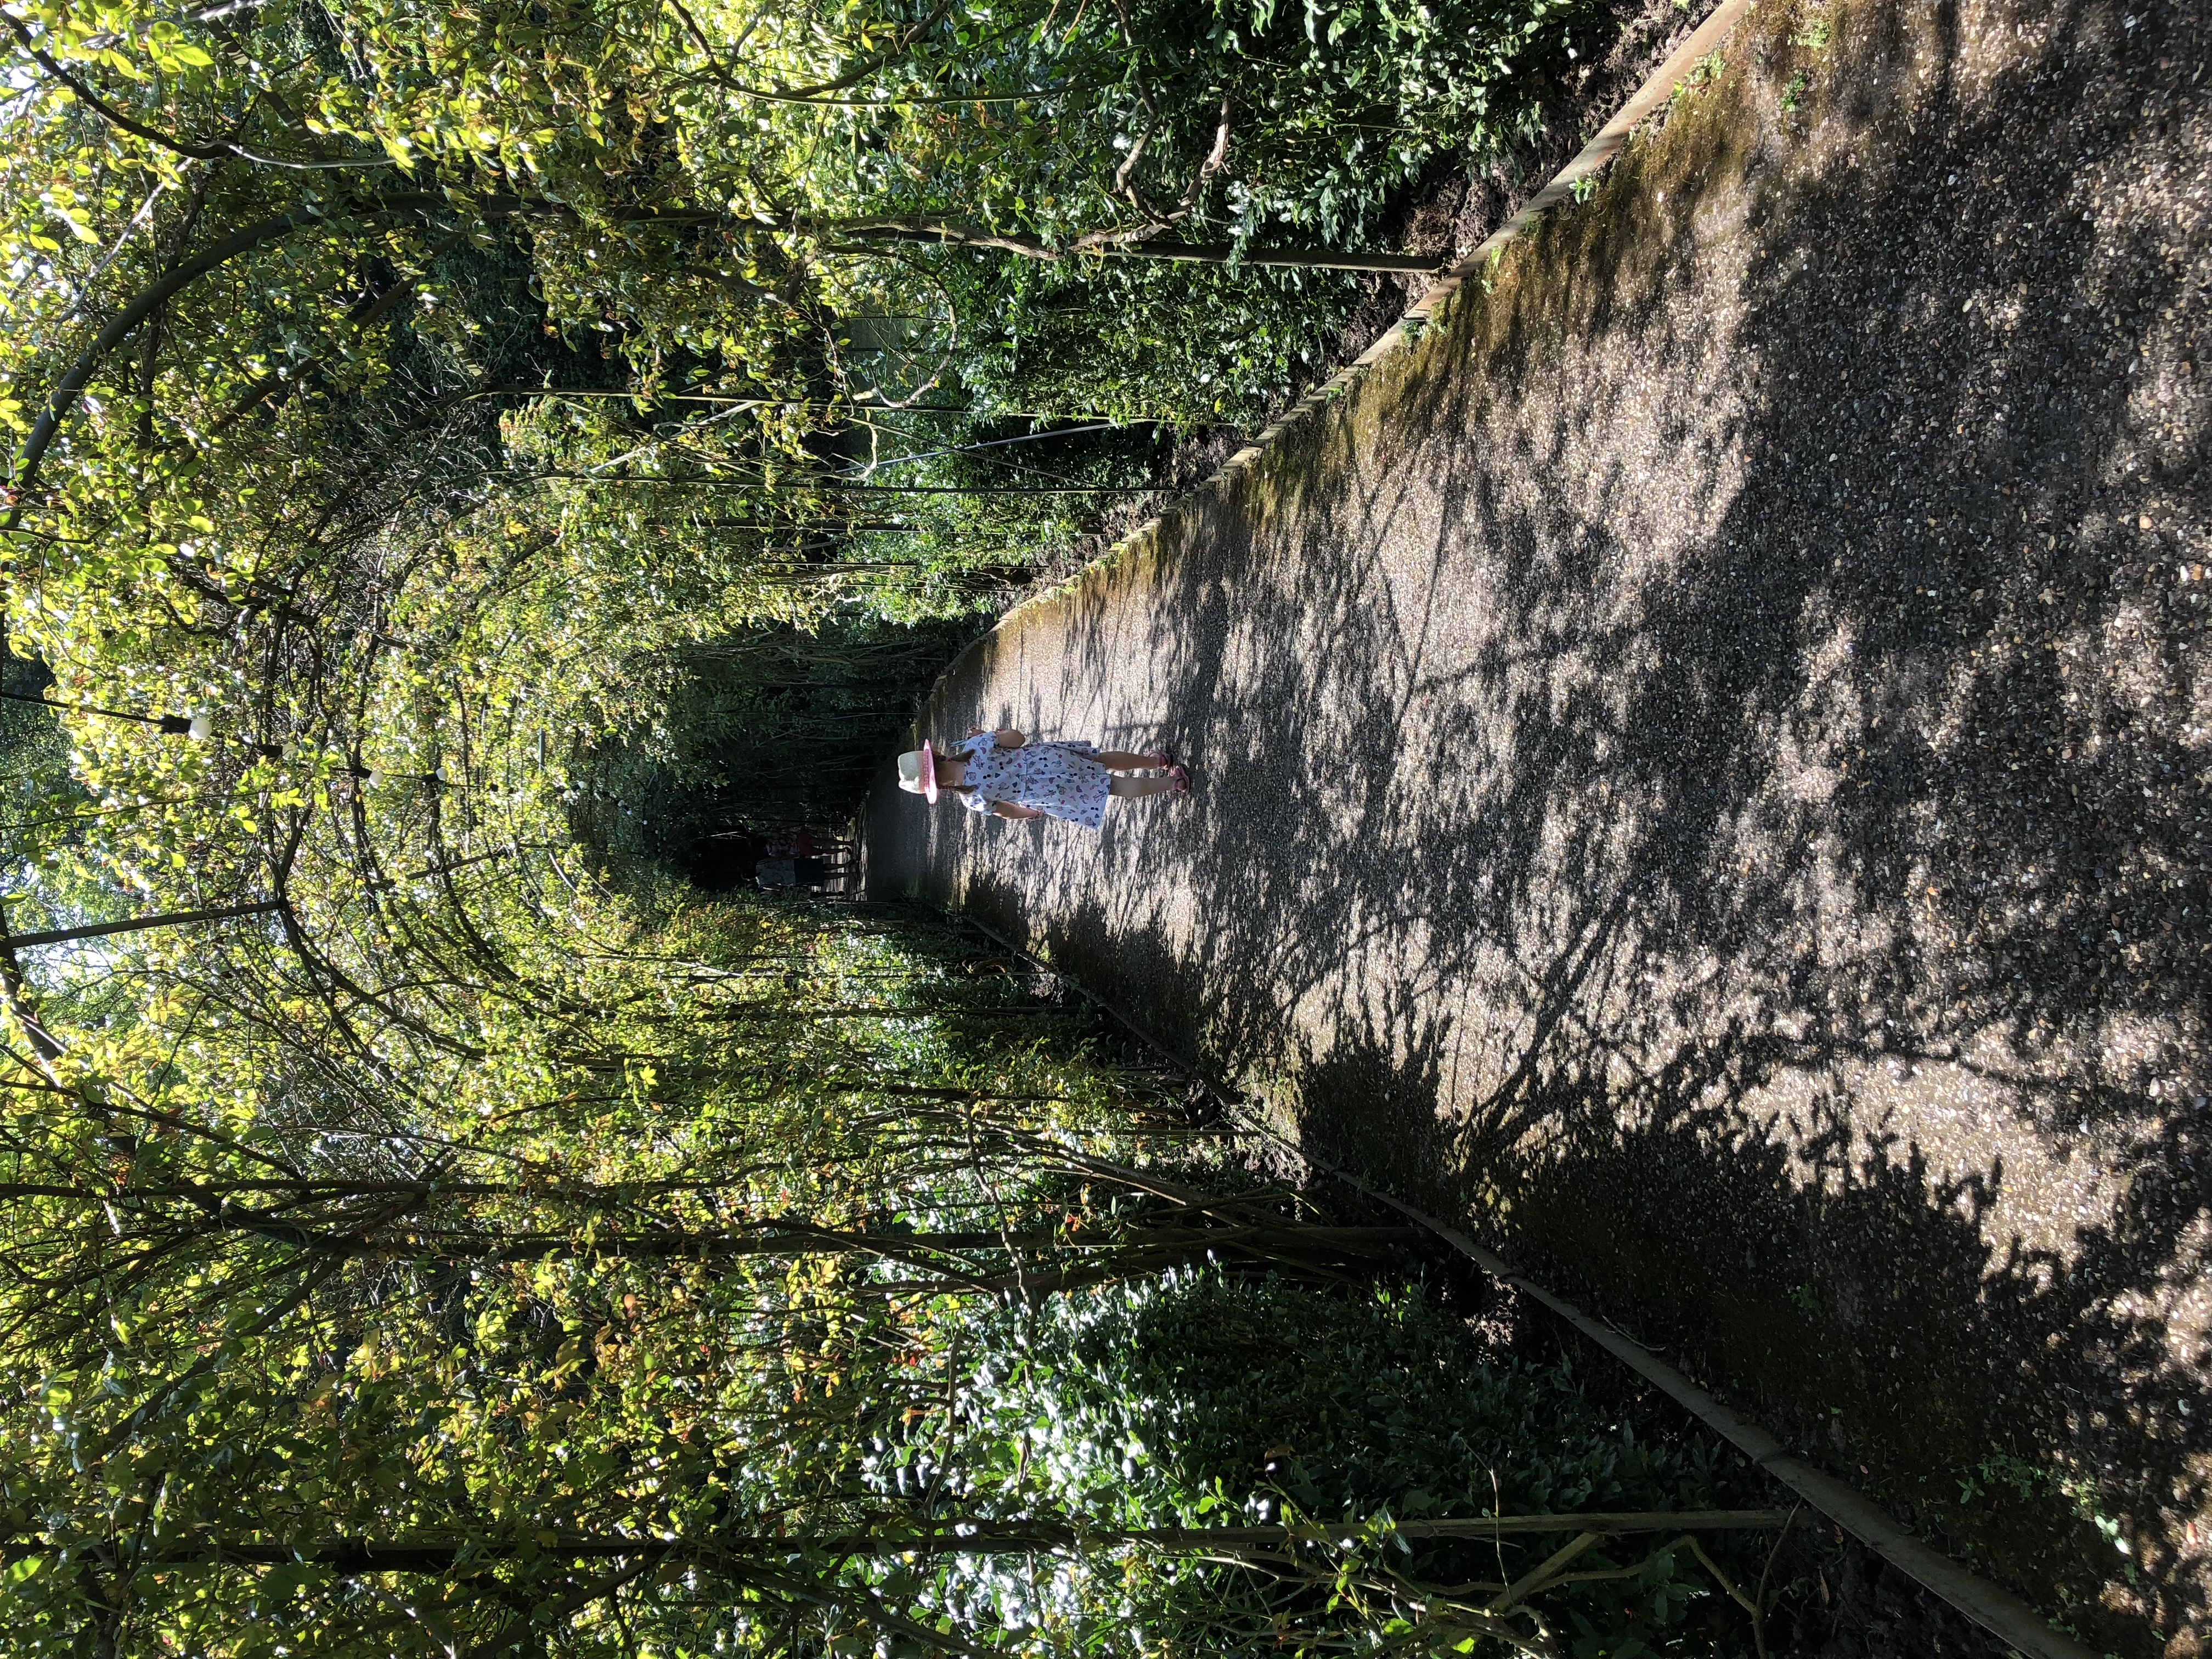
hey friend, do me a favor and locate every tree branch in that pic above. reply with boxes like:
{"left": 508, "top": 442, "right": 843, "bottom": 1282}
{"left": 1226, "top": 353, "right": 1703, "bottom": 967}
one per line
{"left": 1, "top": 12, "right": 231, "bottom": 161}
{"left": 3, "top": 193, "right": 446, "bottom": 531}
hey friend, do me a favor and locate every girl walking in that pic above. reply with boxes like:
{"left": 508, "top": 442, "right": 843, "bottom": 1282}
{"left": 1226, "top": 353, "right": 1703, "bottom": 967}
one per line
{"left": 896, "top": 727, "right": 1188, "bottom": 829}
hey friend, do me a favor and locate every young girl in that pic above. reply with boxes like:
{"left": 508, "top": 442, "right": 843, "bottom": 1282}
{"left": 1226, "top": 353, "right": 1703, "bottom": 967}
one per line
{"left": 896, "top": 727, "right": 1188, "bottom": 828}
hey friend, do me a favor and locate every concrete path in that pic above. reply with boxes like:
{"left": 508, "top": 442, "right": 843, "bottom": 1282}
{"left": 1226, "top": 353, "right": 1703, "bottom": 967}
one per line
{"left": 864, "top": 0, "right": 2212, "bottom": 1647}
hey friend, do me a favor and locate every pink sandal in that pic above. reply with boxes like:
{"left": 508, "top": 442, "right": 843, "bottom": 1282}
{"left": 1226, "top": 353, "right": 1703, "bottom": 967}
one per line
{"left": 1147, "top": 745, "right": 1179, "bottom": 769}
{"left": 1167, "top": 764, "right": 1191, "bottom": 794}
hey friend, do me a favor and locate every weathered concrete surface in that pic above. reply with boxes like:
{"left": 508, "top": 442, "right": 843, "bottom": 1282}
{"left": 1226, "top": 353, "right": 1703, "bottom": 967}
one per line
{"left": 862, "top": 0, "right": 2212, "bottom": 1647}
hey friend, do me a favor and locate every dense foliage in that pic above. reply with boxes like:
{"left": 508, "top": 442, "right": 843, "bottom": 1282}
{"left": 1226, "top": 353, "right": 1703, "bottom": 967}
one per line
{"left": 0, "top": 875, "right": 1780, "bottom": 1657}
{"left": 960, "top": 1275, "right": 1772, "bottom": 1651}
{"left": 584, "top": 613, "right": 979, "bottom": 872}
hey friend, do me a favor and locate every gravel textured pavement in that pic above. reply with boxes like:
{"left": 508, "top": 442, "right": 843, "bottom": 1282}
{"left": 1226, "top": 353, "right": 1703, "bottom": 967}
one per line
{"left": 862, "top": 1, "right": 2212, "bottom": 1649}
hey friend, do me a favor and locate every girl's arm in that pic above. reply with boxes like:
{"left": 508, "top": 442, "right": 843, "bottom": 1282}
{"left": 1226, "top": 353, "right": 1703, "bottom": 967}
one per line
{"left": 991, "top": 803, "right": 1045, "bottom": 820}
{"left": 968, "top": 726, "right": 1026, "bottom": 748}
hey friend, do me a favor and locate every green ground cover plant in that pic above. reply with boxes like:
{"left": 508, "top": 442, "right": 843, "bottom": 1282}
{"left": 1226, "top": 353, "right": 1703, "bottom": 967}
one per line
{"left": 952, "top": 1274, "right": 1771, "bottom": 1653}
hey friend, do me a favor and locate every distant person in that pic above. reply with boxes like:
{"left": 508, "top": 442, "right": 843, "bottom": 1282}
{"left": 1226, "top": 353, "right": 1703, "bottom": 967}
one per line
{"left": 766, "top": 827, "right": 854, "bottom": 868}
{"left": 755, "top": 855, "right": 830, "bottom": 890}
{"left": 897, "top": 727, "right": 1186, "bottom": 829}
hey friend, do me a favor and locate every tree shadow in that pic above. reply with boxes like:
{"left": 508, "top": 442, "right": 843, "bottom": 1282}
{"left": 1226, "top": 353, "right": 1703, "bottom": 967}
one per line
{"left": 861, "top": 0, "right": 2211, "bottom": 1647}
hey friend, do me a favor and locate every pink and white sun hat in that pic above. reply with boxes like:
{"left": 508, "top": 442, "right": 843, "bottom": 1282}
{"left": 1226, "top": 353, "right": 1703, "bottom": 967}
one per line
{"left": 895, "top": 740, "right": 940, "bottom": 802}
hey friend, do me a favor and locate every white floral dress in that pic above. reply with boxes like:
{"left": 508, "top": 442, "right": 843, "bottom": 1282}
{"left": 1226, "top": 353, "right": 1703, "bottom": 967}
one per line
{"left": 953, "top": 735, "right": 1113, "bottom": 830}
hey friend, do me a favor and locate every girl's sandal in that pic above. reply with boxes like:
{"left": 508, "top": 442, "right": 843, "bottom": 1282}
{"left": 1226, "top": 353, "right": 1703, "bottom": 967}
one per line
{"left": 1147, "top": 745, "right": 1178, "bottom": 769}
{"left": 1167, "top": 764, "right": 1192, "bottom": 794}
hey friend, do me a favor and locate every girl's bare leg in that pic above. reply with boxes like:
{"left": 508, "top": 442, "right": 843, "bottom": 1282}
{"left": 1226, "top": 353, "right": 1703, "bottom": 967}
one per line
{"left": 1094, "top": 751, "right": 1158, "bottom": 771}
{"left": 1109, "top": 775, "right": 1177, "bottom": 799}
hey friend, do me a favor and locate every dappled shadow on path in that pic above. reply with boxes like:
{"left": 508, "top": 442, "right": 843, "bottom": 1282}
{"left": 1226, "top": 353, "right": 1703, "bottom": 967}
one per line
{"left": 864, "top": 0, "right": 2212, "bottom": 1646}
